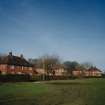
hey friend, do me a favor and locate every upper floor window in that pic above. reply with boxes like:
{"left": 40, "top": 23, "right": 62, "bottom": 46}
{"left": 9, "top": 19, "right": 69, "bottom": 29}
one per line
{"left": 11, "top": 65, "right": 14, "bottom": 70}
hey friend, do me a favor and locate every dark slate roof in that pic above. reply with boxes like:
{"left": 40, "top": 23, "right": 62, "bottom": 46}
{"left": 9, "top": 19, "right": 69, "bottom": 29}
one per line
{"left": 0, "top": 54, "right": 33, "bottom": 67}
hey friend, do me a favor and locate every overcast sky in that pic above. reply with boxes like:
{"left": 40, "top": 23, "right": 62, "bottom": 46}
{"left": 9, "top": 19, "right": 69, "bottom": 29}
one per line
{"left": 0, "top": 0, "right": 105, "bottom": 70}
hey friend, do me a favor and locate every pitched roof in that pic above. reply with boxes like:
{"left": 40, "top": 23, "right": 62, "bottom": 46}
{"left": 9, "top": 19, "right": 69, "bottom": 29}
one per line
{"left": 88, "top": 67, "right": 102, "bottom": 72}
{"left": 0, "top": 53, "right": 33, "bottom": 67}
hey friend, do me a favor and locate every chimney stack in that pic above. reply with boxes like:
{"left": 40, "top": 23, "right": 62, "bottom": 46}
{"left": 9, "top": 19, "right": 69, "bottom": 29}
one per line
{"left": 9, "top": 52, "right": 12, "bottom": 56}
{"left": 20, "top": 54, "right": 24, "bottom": 59}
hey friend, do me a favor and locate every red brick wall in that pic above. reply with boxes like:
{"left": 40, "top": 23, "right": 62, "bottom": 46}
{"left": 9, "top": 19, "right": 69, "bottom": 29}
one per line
{"left": 0, "top": 64, "right": 8, "bottom": 74}
{"left": 0, "top": 64, "right": 34, "bottom": 75}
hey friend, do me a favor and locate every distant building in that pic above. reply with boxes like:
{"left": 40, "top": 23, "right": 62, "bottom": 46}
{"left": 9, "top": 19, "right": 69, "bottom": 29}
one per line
{"left": 35, "top": 64, "right": 67, "bottom": 76}
{"left": 72, "top": 67, "right": 102, "bottom": 77}
{"left": 0, "top": 52, "right": 35, "bottom": 76}
{"left": 52, "top": 65, "right": 67, "bottom": 76}
{"left": 72, "top": 69, "right": 83, "bottom": 77}
{"left": 84, "top": 67, "right": 102, "bottom": 77}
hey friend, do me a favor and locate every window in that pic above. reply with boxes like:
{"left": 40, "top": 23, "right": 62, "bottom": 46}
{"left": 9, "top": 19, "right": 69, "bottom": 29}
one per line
{"left": 11, "top": 71, "right": 15, "bottom": 74}
{"left": 11, "top": 66, "right": 14, "bottom": 69}
{"left": 0, "top": 65, "right": 6, "bottom": 70}
{"left": 17, "top": 72, "right": 22, "bottom": 74}
{"left": 29, "top": 67, "right": 32, "bottom": 70}
{"left": 29, "top": 73, "right": 32, "bottom": 76}
{"left": 22, "top": 66, "right": 24, "bottom": 70}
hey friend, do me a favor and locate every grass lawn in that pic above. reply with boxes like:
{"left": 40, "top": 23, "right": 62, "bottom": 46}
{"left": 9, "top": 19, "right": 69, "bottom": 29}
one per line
{"left": 0, "top": 78, "right": 105, "bottom": 105}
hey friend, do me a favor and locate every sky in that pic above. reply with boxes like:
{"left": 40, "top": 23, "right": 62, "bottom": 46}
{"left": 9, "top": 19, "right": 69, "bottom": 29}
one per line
{"left": 0, "top": 0, "right": 105, "bottom": 70}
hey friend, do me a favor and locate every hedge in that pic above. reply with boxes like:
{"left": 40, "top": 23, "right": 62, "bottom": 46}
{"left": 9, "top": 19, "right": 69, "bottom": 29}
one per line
{"left": 0, "top": 74, "right": 31, "bottom": 82}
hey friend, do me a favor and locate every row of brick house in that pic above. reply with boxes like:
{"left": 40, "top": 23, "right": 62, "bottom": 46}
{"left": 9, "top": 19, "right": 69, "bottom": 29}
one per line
{"left": 0, "top": 52, "right": 103, "bottom": 78}
{"left": 72, "top": 67, "right": 102, "bottom": 77}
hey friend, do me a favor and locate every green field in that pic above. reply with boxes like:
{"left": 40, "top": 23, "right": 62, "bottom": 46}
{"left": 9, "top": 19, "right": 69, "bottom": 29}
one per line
{"left": 0, "top": 79, "right": 105, "bottom": 105}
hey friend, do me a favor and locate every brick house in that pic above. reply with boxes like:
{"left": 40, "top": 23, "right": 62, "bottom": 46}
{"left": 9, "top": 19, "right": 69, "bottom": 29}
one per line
{"left": 35, "top": 68, "right": 45, "bottom": 75}
{"left": 72, "top": 69, "right": 83, "bottom": 77}
{"left": 0, "top": 52, "right": 35, "bottom": 76}
{"left": 35, "top": 68, "right": 67, "bottom": 76}
{"left": 84, "top": 67, "right": 102, "bottom": 77}
{"left": 35, "top": 64, "right": 67, "bottom": 76}
{"left": 72, "top": 67, "right": 102, "bottom": 77}
{"left": 52, "top": 65, "right": 67, "bottom": 76}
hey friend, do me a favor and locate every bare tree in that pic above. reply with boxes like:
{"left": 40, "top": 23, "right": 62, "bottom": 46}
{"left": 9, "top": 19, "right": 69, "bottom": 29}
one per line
{"left": 81, "top": 62, "right": 93, "bottom": 70}
{"left": 38, "top": 54, "right": 61, "bottom": 80}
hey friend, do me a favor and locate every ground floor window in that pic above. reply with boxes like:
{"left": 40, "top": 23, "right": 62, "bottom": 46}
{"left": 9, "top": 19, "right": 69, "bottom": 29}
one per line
{"left": 2, "top": 72, "right": 6, "bottom": 75}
